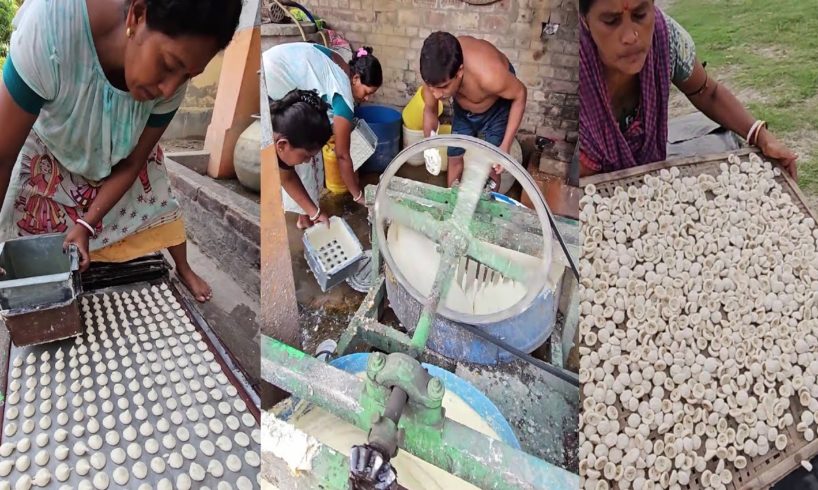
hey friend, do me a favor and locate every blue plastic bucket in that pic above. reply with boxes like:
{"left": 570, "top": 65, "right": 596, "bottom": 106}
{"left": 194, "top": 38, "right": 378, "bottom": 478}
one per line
{"left": 356, "top": 105, "right": 402, "bottom": 173}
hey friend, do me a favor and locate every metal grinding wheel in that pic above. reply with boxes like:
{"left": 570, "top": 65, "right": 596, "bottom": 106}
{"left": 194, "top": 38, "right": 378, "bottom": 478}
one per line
{"left": 373, "top": 134, "right": 554, "bottom": 326}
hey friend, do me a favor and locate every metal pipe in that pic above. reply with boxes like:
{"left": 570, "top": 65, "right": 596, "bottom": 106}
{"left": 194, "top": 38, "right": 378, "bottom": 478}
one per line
{"left": 261, "top": 336, "right": 579, "bottom": 489}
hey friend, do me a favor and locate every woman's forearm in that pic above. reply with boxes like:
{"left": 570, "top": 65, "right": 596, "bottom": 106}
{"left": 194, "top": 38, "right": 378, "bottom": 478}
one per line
{"left": 82, "top": 158, "right": 145, "bottom": 227}
{"left": 687, "top": 80, "right": 755, "bottom": 141}
{"left": 280, "top": 170, "right": 319, "bottom": 216}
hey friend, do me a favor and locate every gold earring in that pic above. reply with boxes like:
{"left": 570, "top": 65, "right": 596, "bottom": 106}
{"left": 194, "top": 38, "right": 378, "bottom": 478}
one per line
{"left": 126, "top": 27, "right": 133, "bottom": 38}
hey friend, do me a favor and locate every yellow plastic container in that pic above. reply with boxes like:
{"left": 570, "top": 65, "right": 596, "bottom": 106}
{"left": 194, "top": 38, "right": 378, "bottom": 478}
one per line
{"left": 323, "top": 137, "right": 348, "bottom": 195}
{"left": 402, "top": 124, "right": 452, "bottom": 170}
{"left": 402, "top": 87, "right": 443, "bottom": 131}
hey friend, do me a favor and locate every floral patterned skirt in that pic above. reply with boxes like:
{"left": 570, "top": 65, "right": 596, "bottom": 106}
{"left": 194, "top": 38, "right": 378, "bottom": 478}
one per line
{"left": 0, "top": 131, "right": 184, "bottom": 256}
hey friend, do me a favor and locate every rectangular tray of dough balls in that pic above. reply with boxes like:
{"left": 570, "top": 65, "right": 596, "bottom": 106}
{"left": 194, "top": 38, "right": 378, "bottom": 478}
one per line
{"left": 0, "top": 282, "right": 261, "bottom": 490}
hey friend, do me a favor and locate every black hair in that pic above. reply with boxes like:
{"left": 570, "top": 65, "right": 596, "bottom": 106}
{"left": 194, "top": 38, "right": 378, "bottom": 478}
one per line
{"left": 139, "top": 0, "right": 243, "bottom": 51}
{"left": 578, "top": 0, "right": 593, "bottom": 15}
{"left": 420, "top": 32, "right": 463, "bottom": 86}
{"left": 270, "top": 89, "right": 332, "bottom": 152}
{"left": 349, "top": 46, "right": 383, "bottom": 87}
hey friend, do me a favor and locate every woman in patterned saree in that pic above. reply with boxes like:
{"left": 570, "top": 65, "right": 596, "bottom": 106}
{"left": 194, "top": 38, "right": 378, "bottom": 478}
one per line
{"left": 579, "top": 0, "right": 798, "bottom": 177}
{"left": 0, "top": 0, "right": 243, "bottom": 302}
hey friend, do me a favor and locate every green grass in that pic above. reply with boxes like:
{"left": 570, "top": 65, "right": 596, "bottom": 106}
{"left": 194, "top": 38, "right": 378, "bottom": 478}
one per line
{"left": 668, "top": 0, "right": 818, "bottom": 192}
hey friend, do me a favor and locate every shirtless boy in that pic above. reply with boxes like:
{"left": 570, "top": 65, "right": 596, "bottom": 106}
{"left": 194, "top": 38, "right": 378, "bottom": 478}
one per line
{"left": 420, "top": 31, "right": 527, "bottom": 187}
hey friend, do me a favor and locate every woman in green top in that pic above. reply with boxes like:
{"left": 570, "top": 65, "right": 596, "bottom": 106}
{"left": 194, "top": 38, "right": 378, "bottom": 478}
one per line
{"left": 0, "top": 0, "right": 242, "bottom": 302}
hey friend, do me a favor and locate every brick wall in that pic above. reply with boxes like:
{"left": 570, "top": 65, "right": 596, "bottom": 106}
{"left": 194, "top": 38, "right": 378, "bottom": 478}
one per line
{"left": 302, "top": 0, "right": 579, "bottom": 168}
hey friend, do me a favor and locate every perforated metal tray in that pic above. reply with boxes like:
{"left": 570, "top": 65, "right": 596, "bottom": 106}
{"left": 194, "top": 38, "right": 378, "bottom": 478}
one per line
{"left": 579, "top": 150, "right": 818, "bottom": 490}
{"left": 0, "top": 282, "right": 260, "bottom": 489}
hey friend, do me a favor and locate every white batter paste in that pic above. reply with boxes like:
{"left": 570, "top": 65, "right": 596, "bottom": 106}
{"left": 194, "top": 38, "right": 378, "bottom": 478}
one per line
{"left": 26, "top": 353, "right": 36, "bottom": 364}
{"left": 55, "top": 383, "right": 66, "bottom": 396}
{"left": 23, "top": 404, "right": 35, "bottom": 418}
{"left": 290, "top": 377, "right": 501, "bottom": 490}
{"left": 38, "top": 415, "right": 51, "bottom": 431}
{"left": 189, "top": 462, "right": 206, "bottom": 481}
{"left": 90, "top": 452, "right": 106, "bottom": 471}
{"left": 70, "top": 380, "right": 81, "bottom": 392}
{"left": 156, "top": 478, "right": 172, "bottom": 490}
{"left": 180, "top": 443, "right": 196, "bottom": 460}
{"left": 132, "top": 461, "right": 148, "bottom": 480}
{"left": 122, "top": 426, "right": 137, "bottom": 442}
{"left": 151, "top": 404, "right": 164, "bottom": 417}
{"left": 117, "top": 398, "right": 129, "bottom": 411}
{"left": 202, "top": 405, "right": 216, "bottom": 419}
{"left": 168, "top": 452, "right": 183, "bottom": 469}
{"left": 186, "top": 408, "right": 200, "bottom": 423}
{"left": 101, "top": 401, "right": 113, "bottom": 414}
{"left": 114, "top": 384, "right": 126, "bottom": 396}
{"left": 71, "top": 425, "right": 85, "bottom": 438}
{"left": 102, "top": 415, "right": 116, "bottom": 430}
{"left": 139, "top": 421, "right": 153, "bottom": 437}
{"left": 25, "top": 378, "right": 36, "bottom": 389}
{"left": 39, "top": 374, "right": 50, "bottom": 386}
{"left": 86, "top": 417, "right": 99, "bottom": 433}
{"left": 126, "top": 442, "right": 142, "bottom": 460}
{"left": 170, "top": 412, "right": 184, "bottom": 426}
{"left": 111, "top": 448, "right": 126, "bottom": 465}
{"left": 0, "top": 460, "right": 12, "bottom": 477}
{"left": 13, "top": 355, "right": 22, "bottom": 367}
{"left": 209, "top": 419, "right": 223, "bottom": 434}
{"left": 242, "top": 413, "right": 255, "bottom": 428}
{"left": 9, "top": 370, "right": 21, "bottom": 382}
{"left": 72, "top": 394, "right": 83, "bottom": 407}
{"left": 3, "top": 422, "right": 17, "bottom": 437}
{"left": 23, "top": 389, "right": 35, "bottom": 402}
{"left": 135, "top": 406, "right": 148, "bottom": 421}
{"left": 226, "top": 416, "right": 240, "bottom": 432}
{"left": 119, "top": 411, "right": 132, "bottom": 425}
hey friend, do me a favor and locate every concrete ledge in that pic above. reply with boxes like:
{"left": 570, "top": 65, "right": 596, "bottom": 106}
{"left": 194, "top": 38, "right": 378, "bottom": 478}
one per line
{"left": 166, "top": 157, "right": 261, "bottom": 299}
{"left": 163, "top": 108, "right": 213, "bottom": 140}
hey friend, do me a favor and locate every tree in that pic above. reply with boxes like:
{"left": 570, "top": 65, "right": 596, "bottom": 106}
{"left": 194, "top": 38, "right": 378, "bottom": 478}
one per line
{"left": 0, "top": 0, "right": 17, "bottom": 67}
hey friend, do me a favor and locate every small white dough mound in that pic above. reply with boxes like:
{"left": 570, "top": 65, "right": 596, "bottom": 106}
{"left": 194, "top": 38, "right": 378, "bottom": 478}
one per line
{"left": 113, "top": 467, "right": 129, "bottom": 486}
{"left": 14, "top": 474, "right": 32, "bottom": 490}
{"left": 111, "top": 448, "right": 126, "bottom": 465}
{"left": 156, "top": 478, "right": 172, "bottom": 490}
{"left": 76, "top": 458, "right": 91, "bottom": 476}
{"left": 34, "top": 449, "right": 49, "bottom": 466}
{"left": 226, "top": 454, "right": 242, "bottom": 472}
{"left": 0, "top": 442, "right": 14, "bottom": 457}
{"left": 200, "top": 440, "right": 215, "bottom": 457}
{"left": 132, "top": 461, "right": 148, "bottom": 480}
{"left": 92, "top": 471, "right": 109, "bottom": 490}
{"left": 90, "top": 452, "right": 106, "bottom": 470}
{"left": 151, "top": 456, "right": 166, "bottom": 473}
{"left": 15, "top": 454, "right": 30, "bottom": 472}
{"left": 176, "top": 474, "right": 192, "bottom": 490}
{"left": 55, "top": 445, "right": 69, "bottom": 461}
{"left": 144, "top": 438, "right": 159, "bottom": 454}
{"left": 245, "top": 450, "right": 260, "bottom": 467}
{"left": 16, "top": 437, "right": 30, "bottom": 453}
{"left": 190, "top": 462, "right": 206, "bottom": 481}
{"left": 216, "top": 436, "right": 231, "bottom": 452}
{"left": 127, "top": 442, "right": 142, "bottom": 460}
{"left": 167, "top": 452, "right": 183, "bottom": 469}
{"left": 207, "top": 459, "right": 224, "bottom": 477}
{"left": 55, "top": 463, "right": 71, "bottom": 482}
{"left": 236, "top": 476, "right": 253, "bottom": 490}
{"left": 32, "top": 468, "right": 50, "bottom": 487}
{"left": 0, "top": 460, "right": 12, "bottom": 477}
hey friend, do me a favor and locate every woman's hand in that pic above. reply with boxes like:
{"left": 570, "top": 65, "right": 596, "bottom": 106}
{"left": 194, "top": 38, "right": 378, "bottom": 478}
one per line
{"left": 311, "top": 210, "right": 331, "bottom": 228}
{"left": 64, "top": 225, "right": 91, "bottom": 272}
{"left": 757, "top": 128, "right": 799, "bottom": 179}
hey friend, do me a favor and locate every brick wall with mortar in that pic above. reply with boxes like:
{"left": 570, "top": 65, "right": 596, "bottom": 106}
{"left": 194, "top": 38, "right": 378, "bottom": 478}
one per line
{"left": 303, "top": 0, "right": 578, "bottom": 172}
